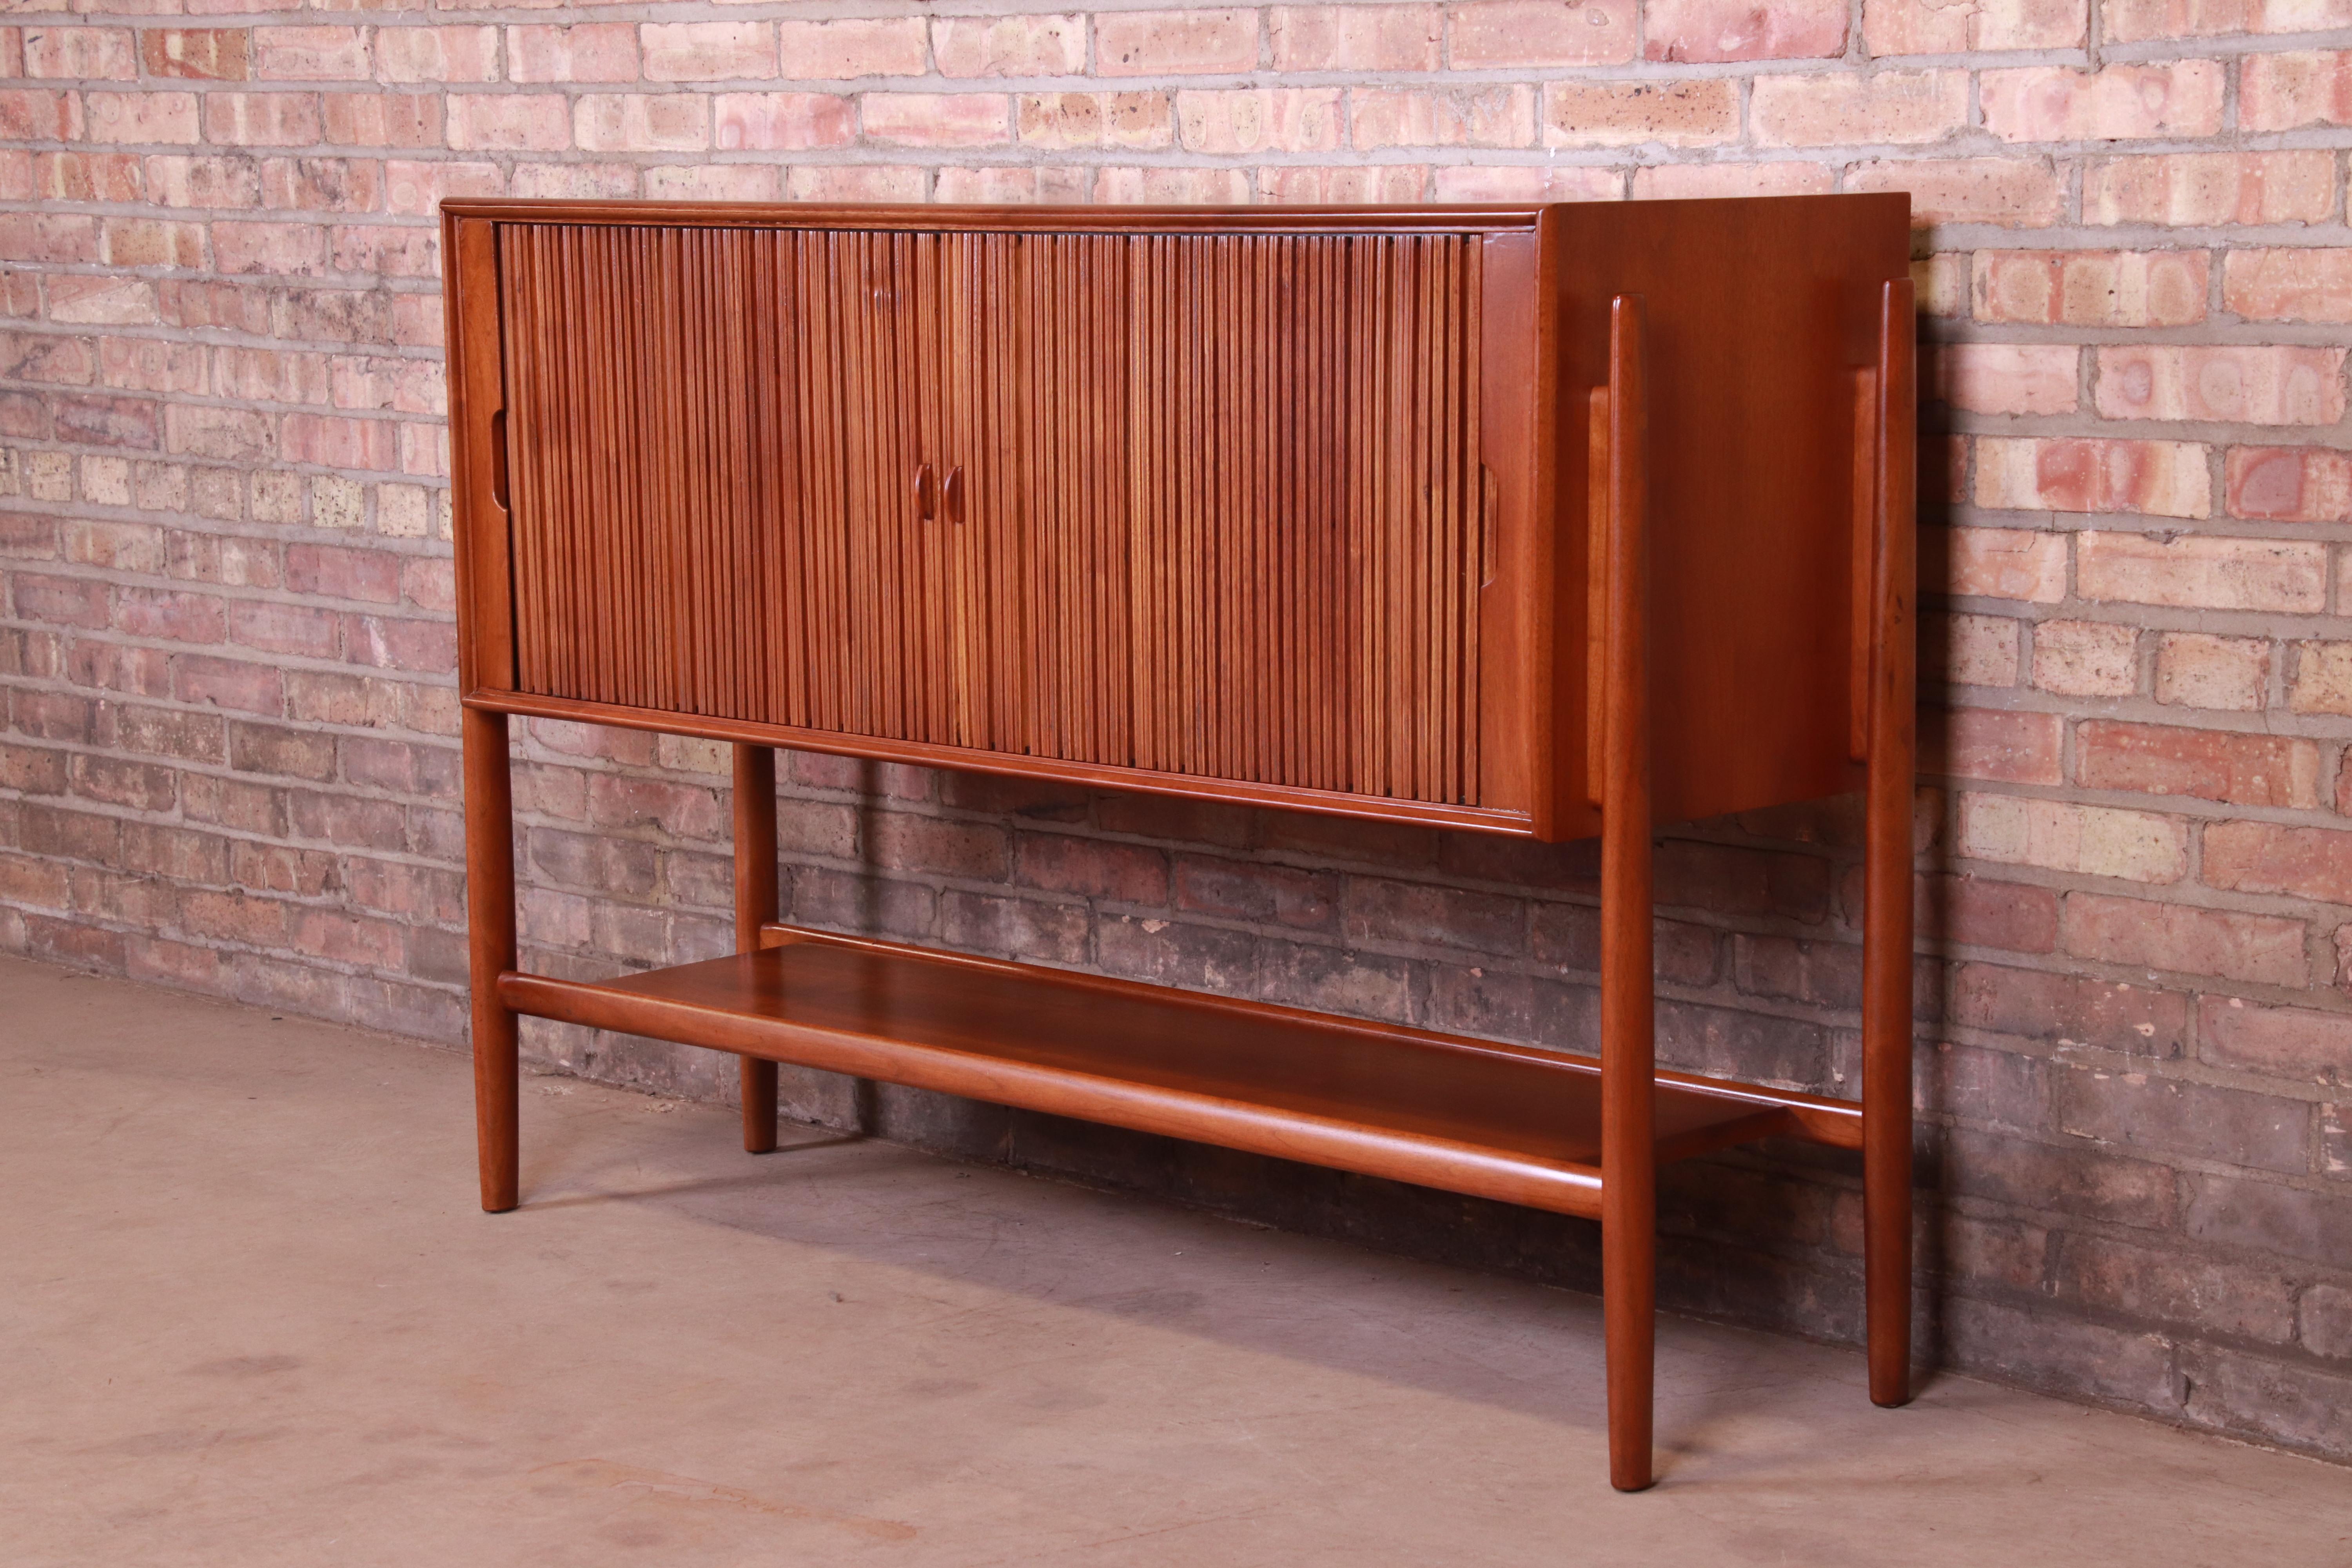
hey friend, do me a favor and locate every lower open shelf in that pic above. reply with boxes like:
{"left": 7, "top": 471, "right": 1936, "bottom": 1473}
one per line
{"left": 499, "top": 927, "right": 1863, "bottom": 1222}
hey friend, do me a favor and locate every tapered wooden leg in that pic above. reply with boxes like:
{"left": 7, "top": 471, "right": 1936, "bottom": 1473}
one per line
{"left": 1597, "top": 296, "right": 1656, "bottom": 1493}
{"left": 1864, "top": 279, "right": 1918, "bottom": 1408}
{"left": 734, "top": 743, "right": 780, "bottom": 1154}
{"left": 463, "top": 705, "right": 519, "bottom": 1213}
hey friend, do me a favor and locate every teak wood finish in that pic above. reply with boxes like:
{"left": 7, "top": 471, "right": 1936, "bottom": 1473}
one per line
{"left": 444, "top": 196, "right": 1917, "bottom": 1492}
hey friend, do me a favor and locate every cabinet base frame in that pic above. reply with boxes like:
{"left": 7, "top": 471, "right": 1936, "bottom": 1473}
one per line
{"left": 457, "top": 282, "right": 1917, "bottom": 1496}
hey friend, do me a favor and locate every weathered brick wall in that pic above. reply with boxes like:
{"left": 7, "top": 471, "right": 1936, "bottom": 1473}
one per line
{"left": 5, "top": 0, "right": 2351, "bottom": 1461}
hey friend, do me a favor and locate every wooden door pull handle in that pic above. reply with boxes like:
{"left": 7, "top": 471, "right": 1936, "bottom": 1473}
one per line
{"left": 488, "top": 408, "right": 510, "bottom": 512}
{"left": 943, "top": 466, "right": 965, "bottom": 525}
{"left": 913, "top": 464, "right": 935, "bottom": 520}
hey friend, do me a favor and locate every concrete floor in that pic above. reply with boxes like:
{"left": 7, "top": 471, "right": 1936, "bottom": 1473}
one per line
{"left": 4, "top": 956, "right": 2347, "bottom": 1567}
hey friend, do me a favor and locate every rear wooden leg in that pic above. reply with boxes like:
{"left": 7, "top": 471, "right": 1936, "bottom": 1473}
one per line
{"left": 734, "top": 743, "right": 780, "bottom": 1155}
{"left": 1863, "top": 279, "right": 1918, "bottom": 1409}
{"left": 1601, "top": 864, "right": 1656, "bottom": 1493}
{"left": 463, "top": 706, "right": 519, "bottom": 1213}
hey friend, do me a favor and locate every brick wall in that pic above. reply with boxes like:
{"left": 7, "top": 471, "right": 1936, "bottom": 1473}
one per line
{"left": 5, "top": 0, "right": 2352, "bottom": 1463}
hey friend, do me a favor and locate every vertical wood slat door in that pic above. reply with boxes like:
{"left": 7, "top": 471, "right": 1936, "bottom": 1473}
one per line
{"left": 502, "top": 223, "right": 874, "bottom": 732}
{"left": 1116, "top": 231, "right": 1485, "bottom": 806}
{"left": 500, "top": 220, "right": 1488, "bottom": 808}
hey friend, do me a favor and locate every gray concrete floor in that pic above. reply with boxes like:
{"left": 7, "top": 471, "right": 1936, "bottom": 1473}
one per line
{"left": 4, "top": 955, "right": 2347, "bottom": 1567}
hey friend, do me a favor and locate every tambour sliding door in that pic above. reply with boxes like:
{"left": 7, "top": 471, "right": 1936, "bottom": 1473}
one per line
{"left": 488, "top": 210, "right": 1521, "bottom": 823}
{"left": 1116, "top": 230, "right": 1486, "bottom": 806}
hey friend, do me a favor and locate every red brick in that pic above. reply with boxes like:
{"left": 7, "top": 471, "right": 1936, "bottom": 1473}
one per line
{"left": 2096, "top": 346, "right": 2345, "bottom": 427}
{"left": 1352, "top": 85, "right": 1533, "bottom": 149}
{"left": 1925, "top": 707, "right": 2064, "bottom": 785}
{"left": 1632, "top": 162, "right": 1836, "bottom": 199}
{"left": 37, "top": 151, "right": 144, "bottom": 204}
{"left": 230, "top": 599, "right": 341, "bottom": 659}
{"left": 24, "top": 26, "right": 137, "bottom": 80}
{"left": 0, "top": 330, "right": 96, "bottom": 386}
{"left": 2286, "top": 642, "right": 2352, "bottom": 721}
{"left": 2156, "top": 633, "right": 2270, "bottom": 712}
{"left": 865, "top": 92, "right": 1012, "bottom": 148}
{"left": 1935, "top": 344, "right": 2076, "bottom": 416}
{"left": 2054, "top": 1233, "right": 2295, "bottom": 1340}
{"left": 173, "top": 654, "right": 285, "bottom": 715}
{"left": 933, "top": 13, "right": 1088, "bottom": 76}
{"left": 1920, "top": 875, "right": 2061, "bottom": 953}
{"left": 1863, "top": 0, "right": 2087, "bottom": 50}
{"left": 574, "top": 94, "right": 708, "bottom": 154}
{"left": 1958, "top": 793, "right": 2187, "bottom": 884}
{"left": 253, "top": 26, "right": 370, "bottom": 81}
{"left": 319, "top": 92, "right": 441, "bottom": 149}
{"left": 374, "top": 25, "right": 500, "bottom": 84}
{"left": 1977, "top": 439, "right": 2209, "bottom": 519}
{"left": 203, "top": 91, "right": 323, "bottom": 148}
{"left": 2240, "top": 49, "right": 2352, "bottom": 132}
{"left": 709, "top": 93, "right": 851, "bottom": 151}
{"left": 2078, "top": 532, "right": 2325, "bottom": 613}
{"left": 2085, "top": 152, "right": 2336, "bottom": 227}
{"left": 2032, "top": 621, "right": 2138, "bottom": 698}
{"left": 1645, "top": 0, "right": 1846, "bottom": 59}
{"left": 1175, "top": 855, "right": 1338, "bottom": 932}
{"left": 140, "top": 29, "right": 249, "bottom": 81}
{"left": 1018, "top": 91, "right": 1173, "bottom": 149}
{"left": 1092, "top": 165, "right": 1253, "bottom": 203}
{"left": 2200, "top": 995, "right": 2352, "bottom": 1083}
{"left": 507, "top": 24, "right": 638, "bottom": 83}
{"left": 1655, "top": 839, "right": 1831, "bottom": 921}
{"left": 2078, "top": 720, "right": 2320, "bottom": 810}
{"left": 2066, "top": 893, "right": 2307, "bottom": 986}
{"left": 1015, "top": 831, "right": 1165, "bottom": 902}
{"left": 445, "top": 93, "right": 572, "bottom": 152}
{"left": 2224, "top": 249, "right": 2352, "bottom": 325}
{"left": 1446, "top": 0, "right": 1637, "bottom": 67}
{"left": 1098, "top": 6, "right": 1263, "bottom": 73}
{"left": 1928, "top": 610, "right": 2023, "bottom": 687}
{"left": 769, "top": 18, "right": 927, "bottom": 80}
{"left": 1543, "top": 78, "right": 1737, "bottom": 147}
{"left": 115, "top": 586, "right": 225, "bottom": 644}
{"left": 1973, "top": 250, "right": 2208, "bottom": 327}
{"left": 1982, "top": 63, "right": 2224, "bottom": 142}
{"left": 2205, "top": 821, "right": 2352, "bottom": 905}
{"left": 1346, "top": 877, "right": 1523, "bottom": 954}
{"left": 641, "top": 22, "right": 775, "bottom": 82}
{"left": 1431, "top": 165, "right": 1622, "bottom": 202}
{"left": 1176, "top": 87, "right": 1340, "bottom": 153}
{"left": 1951, "top": 962, "right": 2188, "bottom": 1053}
{"left": 0, "top": 88, "right": 82, "bottom": 142}
{"left": 1752, "top": 69, "right": 1965, "bottom": 145}
{"left": 1269, "top": 5, "right": 1441, "bottom": 69}
{"left": 2227, "top": 446, "right": 2352, "bottom": 524}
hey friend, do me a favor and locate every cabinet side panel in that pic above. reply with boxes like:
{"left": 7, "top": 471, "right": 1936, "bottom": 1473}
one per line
{"left": 1475, "top": 230, "right": 1545, "bottom": 825}
{"left": 1554, "top": 195, "right": 1910, "bottom": 829}
{"left": 446, "top": 215, "right": 514, "bottom": 695}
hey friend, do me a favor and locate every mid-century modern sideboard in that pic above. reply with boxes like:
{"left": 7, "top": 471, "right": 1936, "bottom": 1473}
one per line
{"left": 441, "top": 194, "right": 1916, "bottom": 1492}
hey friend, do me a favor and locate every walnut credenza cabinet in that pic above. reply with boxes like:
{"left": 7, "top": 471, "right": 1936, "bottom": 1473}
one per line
{"left": 442, "top": 194, "right": 1916, "bottom": 1492}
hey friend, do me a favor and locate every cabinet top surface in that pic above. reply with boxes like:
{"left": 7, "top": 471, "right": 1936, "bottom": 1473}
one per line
{"left": 441, "top": 193, "right": 1902, "bottom": 235}
{"left": 441, "top": 197, "right": 1552, "bottom": 232}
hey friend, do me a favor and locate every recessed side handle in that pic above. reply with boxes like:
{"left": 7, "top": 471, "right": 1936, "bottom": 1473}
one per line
{"left": 1480, "top": 464, "right": 1499, "bottom": 588}
{"left": 488, "top": 407, "right": 510, "bottom": 513}
{"left": 1586, "top": 388, "right": 1610, "bottom": 809}
{"left": 1849, "top": 367, "right": 1878, "bottom": 764}
{"left": 943, "top": 465, "right": 965, "bottom": 525}
{"left": 913, "top": 463, "right": 935, "bottom": 521}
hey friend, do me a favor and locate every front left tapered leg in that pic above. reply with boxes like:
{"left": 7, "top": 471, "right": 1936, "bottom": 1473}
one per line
{"left": 463, "top": 705, "right": 519, "bottom": 1212}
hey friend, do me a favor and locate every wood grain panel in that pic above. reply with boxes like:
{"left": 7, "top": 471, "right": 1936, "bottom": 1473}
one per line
{"left": 500, "top": 222, "right": 1488, "bottom": 805}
